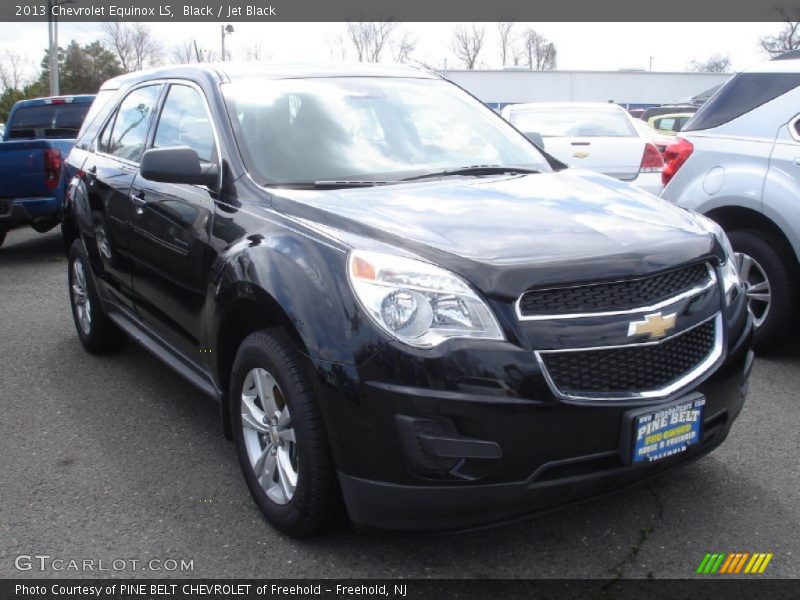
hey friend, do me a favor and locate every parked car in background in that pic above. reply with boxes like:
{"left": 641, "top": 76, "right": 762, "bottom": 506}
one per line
{"left": 62, "top": 64, "right": 752, "bottom": 536}
{"left": 662, "top": 58, "right": 800, "bottom": 351}
{"left": 649, "top": 112, "right": 693, "bottom": 136}
{"left": 641, "top": 105, "right": 698, "bottom": 123}
{"left": 500, "top": 102, "right": 664, "bottom": 194}
{"left": 630, "top": 117, "right": 673, "bottom": 156}
{"left": 0, "top": 95, "right": 95, "bottom": 248}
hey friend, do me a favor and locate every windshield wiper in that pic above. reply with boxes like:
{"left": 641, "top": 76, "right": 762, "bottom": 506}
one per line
{"left": 266, "top": 180, "right": 393, "bottom": 190}
{"left": 401, "top": 165, "right": 540, "bottom": 181}
{"left": 312, "top": 180, "right": 392, "bottom": 189}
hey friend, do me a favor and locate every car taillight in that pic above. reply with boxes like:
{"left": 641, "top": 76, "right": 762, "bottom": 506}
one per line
{"left": 662, "top": 137, "right": 694, "bottom": 186}
{"left": 639, "top": 142, "right": 664, "bottom": 173}
{"left": 44, "top": 148, "right": 62, "bottom": 190}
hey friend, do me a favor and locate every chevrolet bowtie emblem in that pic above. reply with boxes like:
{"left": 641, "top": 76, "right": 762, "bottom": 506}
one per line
{"left": 627, "top": 312, "right": 677, "bottom": 339}
{"left": 573, "top": 150, "right": 589, "bottom": 158}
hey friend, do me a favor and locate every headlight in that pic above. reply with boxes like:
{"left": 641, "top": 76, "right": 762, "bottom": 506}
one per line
{"left": 695, "top": 214, "right": 741, "bottom": 306}
{"left": 347, "top": 250, "right": 505, "bottom": 348}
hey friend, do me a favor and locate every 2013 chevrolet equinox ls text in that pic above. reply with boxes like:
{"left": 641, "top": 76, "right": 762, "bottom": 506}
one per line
{"left": 62, "top": 64, "right": 753, "bottom": 536}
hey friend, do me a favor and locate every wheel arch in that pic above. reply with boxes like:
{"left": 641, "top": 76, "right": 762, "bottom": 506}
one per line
{"left": 213, "top": 284, "right": 310, "bottom": 440}
{"left": 704, "top": 205, "right": 798, "bottom": 266}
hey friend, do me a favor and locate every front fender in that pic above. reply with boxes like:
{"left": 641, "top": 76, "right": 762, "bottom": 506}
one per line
{"left": 210, "top": 229, "right": 386, "bottom": 367}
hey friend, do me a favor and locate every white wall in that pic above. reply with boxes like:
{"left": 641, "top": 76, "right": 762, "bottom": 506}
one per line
{"left": 443, "top": 70, "right": 732, "bottom": 108}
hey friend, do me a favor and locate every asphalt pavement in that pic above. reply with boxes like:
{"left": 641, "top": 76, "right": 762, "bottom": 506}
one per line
{"left": 1, "top": 227, "right": 798, "bottom": 579}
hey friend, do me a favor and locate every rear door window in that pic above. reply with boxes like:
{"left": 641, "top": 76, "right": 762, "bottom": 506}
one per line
{"left": 685, "top": 73, "right": 800, "bottom": 131}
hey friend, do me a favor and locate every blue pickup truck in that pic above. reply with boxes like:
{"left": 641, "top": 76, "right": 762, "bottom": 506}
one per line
{"left": 0, "top": 95, "right": 95, "bottom": 248}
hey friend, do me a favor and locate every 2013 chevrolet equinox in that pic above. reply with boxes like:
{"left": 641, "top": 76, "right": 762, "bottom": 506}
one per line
{"left": 62, "top": 64, "right": 754, "bottom": 536}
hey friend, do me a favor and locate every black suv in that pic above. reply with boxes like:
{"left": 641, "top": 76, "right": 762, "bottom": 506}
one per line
{"left": 63, "top": 64, "right": 753, "bottom": 536}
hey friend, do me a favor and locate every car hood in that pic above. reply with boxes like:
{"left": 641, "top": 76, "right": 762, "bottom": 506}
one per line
{"left": 272, "top": 169, "right": 718, "bottom": 298}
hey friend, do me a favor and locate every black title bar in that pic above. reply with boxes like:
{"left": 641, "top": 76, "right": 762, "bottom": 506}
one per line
{"left": 3, "top": 0, "right": 799, "bottom": 22}
{"left": 3, "top": 579, "right": 800, "bottom": 600}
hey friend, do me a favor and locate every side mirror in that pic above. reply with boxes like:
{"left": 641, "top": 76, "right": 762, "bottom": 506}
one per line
{"left": 140, "top": 146, "right": 219, "bottom": 187}
{"left": 524, "top": 131, "right": 545, "bottom": 150}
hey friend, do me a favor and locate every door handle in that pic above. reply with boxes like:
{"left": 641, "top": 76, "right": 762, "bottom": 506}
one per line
{"left": 131, "top": 190, "right": 148, "bottom": 214}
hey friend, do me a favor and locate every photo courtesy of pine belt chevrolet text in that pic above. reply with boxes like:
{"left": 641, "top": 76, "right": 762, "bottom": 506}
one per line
{"left": 60, "top": 63, "right": 753, "bottom": 536}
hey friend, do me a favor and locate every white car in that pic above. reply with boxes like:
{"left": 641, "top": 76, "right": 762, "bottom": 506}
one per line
{"left": 500, "top": 102, "right": 664, "bottom": 195}
{"left": 630, "top": 117, "right": 674, "bottom": 156}
{"left": 661, "top": 56, "right": 800, "bottom": 351}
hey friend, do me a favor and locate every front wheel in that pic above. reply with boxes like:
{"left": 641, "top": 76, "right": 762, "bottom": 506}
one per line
{"left": 230, "top": 329, "right": 345, "bottom": 537}
{"left": 728, "top": 229, "right": 799, "bottom": 353}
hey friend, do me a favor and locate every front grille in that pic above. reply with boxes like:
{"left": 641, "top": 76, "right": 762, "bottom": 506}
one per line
{"left": 540, "top": 319, "right": 716, "bottom": 397}
{"left": 518, "top": 263, "right": 711, "bottom": 317}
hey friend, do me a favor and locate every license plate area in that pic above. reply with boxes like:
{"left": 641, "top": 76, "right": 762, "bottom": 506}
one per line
{"left": 621, "top": 394, "right": 705, "bottom": 465}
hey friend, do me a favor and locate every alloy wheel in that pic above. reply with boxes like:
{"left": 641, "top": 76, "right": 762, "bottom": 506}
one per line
{"left": 71, "top": 259, "right": 92, "bottom": 335}
{"left": 240, "top": 367, "right": 298, "bottom": 505}
{"left": 736, "top": 252, "right": 771, "bottom": 328}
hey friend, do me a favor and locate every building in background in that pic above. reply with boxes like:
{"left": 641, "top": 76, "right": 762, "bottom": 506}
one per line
{"left": 443, "top": 69, "right": 732, "bottom": 111}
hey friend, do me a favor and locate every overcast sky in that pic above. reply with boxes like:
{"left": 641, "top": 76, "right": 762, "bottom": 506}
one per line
{"left": 1, "top": 21, "right": 782, "bottom": 76}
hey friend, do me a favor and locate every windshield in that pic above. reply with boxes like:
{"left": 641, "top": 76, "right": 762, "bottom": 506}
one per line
{"left": 508, "top": 108, "right": 635, "bottom": 138}
{"left": 222, "top": 77, "right": 551, "bottom": 185}
{"left": 7, "top": 103, "right": 91, "bottom": 140}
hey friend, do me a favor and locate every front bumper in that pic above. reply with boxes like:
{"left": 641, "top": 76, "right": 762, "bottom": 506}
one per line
{"left": 319, "top": 297, "right": 753, "bottom": 532}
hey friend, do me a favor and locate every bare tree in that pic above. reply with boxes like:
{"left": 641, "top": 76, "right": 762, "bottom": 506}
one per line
{"left": 520, "top": 28, "right": 557, "bottom": 70}
{"left": 346, "top": 22, "right": 370, "bottom": 62}
{"left": 760, "top": 7, "right": 800, "bottom": 56}
{"left": 497, "top": 22, "right": 515, "bottom": 67}
{"left": 101, "top": 22, "right": 162, "bottom": 72}
{"left": 370, "top": 22, "right": 398, "bottom": 62}
{"left": 391, "top": 31, "right": 417, "bottom": 63}
{"left": 688, "top": 54, "right": 731, "bottom": 73}
{"left": 452, "top": 24, "right": 485, "bottom": 70}
{"left": 131, "top": 23, "right": 162, "bottom": 69}
{"left": 510, "top": 41, "right": 526, "bottom": 67}
{"left": 100, "top": 22, "right": 133, "bottom": 71}
{"left": 169, "top": 41, "right": 196, "bottom": 65}
{"left": 0, "top": 51, "right": 33, "bottom": 91}
{"left": 327, "top": 32, "right": 349, "bottom": 61}
{"left": 242, "top": 42, "right": 269, "bottom": 62}
{"left": 345, "top": 22, "right": 399, "bottom": 63}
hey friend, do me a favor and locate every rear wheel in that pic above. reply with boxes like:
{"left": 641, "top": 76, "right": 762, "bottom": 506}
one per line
{"left": 230, "top": 329, "right": 345, "bottom": 537}
{"left": 728, "top": 229, "right": 799, "bottom": 353}
{"left": 68, "top": 239, "right": 126, "bottom": 353}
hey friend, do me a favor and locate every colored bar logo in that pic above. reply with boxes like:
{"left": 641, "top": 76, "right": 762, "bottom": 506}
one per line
{"left": 697, "top": 552, "right": 773, "bottom": 574}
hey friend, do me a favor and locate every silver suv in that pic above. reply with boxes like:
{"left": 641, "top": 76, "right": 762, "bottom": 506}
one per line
{"left": 661, "top": 57, "right": 800, "bottom": 351}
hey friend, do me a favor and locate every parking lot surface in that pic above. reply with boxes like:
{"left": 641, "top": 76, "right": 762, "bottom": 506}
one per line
{"left": 1, "top": 228, "right": 798, "bottom": 579}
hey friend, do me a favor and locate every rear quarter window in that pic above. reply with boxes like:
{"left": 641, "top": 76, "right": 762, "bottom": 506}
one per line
{"left": 74, "top": 90, "right": 116, "bottom": 150}
{"left": 685, "top": 73, "right": 800, "bottom": 131}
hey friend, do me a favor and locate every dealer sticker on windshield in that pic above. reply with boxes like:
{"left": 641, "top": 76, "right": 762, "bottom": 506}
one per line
{"left": 632, "top": 397, "right": 705, "bottom": 463}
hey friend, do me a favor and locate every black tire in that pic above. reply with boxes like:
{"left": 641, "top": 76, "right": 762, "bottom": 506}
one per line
{"left": 230, "top": 328, "right": 345, "bottom": 537}
{"left": 67, "top": 239, "right": 126, "bottom": 354}
{"left": 728, "top": 229, "right": 800, "bottom": 353}
{"left": 61, "top": 219, "right": 78, "bottom": 256}
{"left": 0, "top": 229, "right": 6, "bottom": 248}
